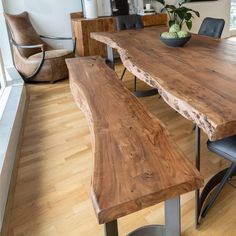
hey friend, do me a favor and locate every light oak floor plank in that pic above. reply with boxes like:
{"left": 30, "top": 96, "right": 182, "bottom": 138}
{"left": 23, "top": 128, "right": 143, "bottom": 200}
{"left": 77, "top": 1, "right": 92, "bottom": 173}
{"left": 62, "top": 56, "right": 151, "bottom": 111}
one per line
{"left": 3, "top": 63, "right": 236, "bottom": 236}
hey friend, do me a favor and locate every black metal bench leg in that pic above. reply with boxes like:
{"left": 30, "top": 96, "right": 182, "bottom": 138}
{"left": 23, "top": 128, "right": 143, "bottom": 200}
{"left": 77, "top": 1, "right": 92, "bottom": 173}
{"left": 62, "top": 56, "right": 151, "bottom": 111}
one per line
{"left": 165, "top": 196, "right": 181, "bottom": 236}
{"left": 104, "top": 220, "right": 118, "bottom": 236}
{"left": 127, "top": 196, "right": 181, "bottom": 236}
{"left": 201, "top": 162, "right": 236, "bottom": 218}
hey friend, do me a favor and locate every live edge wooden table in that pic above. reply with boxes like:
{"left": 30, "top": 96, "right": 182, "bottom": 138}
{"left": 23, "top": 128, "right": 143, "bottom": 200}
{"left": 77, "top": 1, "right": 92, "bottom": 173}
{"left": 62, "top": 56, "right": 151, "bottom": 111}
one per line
{"left": 91, "top": 26, "right": 236, "bottom": 225}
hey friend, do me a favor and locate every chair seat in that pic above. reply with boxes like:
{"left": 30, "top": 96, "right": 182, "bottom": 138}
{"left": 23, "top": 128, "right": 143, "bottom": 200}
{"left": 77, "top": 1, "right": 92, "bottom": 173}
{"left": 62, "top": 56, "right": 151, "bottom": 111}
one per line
{"left": 207, "top": 135, "right": 236, "bottom": 162}
{"left": 29, "top": 49, "right": 73, "bottom": 60}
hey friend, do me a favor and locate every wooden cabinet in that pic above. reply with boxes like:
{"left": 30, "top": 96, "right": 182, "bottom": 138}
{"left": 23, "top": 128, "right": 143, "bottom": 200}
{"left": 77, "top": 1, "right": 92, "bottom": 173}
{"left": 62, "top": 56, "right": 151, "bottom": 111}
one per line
{"left": 71, "top": 13, "right": 167, "bottom": 57}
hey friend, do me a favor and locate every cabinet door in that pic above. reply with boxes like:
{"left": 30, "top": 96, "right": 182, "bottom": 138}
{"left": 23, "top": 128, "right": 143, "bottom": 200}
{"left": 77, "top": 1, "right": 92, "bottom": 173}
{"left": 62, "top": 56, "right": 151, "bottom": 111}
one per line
{"left": 97, "top": 0, "right": 112, "bottom": 16}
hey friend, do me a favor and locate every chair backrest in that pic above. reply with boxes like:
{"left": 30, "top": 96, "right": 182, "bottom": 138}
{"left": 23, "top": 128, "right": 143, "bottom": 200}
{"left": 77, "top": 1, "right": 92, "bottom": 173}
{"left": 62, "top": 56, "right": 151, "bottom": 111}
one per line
{"left": 114, "top": 0, "right": 129, "bottom": 16}
{"left": 115, "top": 14, "right": 143, "bottom": 31}
{"left": 4, "top": 12, "right": 49, "bottom": 58}
{"left": 198, "top": 17, "right": 225, "bottom": 38}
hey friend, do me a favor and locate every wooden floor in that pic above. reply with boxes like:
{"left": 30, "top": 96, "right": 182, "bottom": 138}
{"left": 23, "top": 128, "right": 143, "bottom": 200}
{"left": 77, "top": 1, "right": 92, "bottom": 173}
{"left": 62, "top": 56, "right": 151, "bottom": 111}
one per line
{"left": 3, "top": 64, "right": 236, "bottom": 236}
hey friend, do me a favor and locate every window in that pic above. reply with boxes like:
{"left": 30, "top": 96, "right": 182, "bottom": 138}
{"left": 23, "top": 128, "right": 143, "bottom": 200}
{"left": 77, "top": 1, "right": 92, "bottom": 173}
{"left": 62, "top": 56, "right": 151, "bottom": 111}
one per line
{"left": 0, "top": 49, "right": 7, "bottom": 98}
{"left": 230, "top": 0, "right": 236, "bottom": 30}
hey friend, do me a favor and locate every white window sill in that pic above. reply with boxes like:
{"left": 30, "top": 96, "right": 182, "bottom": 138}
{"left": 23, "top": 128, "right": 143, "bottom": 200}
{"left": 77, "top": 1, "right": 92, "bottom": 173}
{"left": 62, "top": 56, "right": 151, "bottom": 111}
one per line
{"left": 0, "top": 67, "right": 24, "bottom": 172}
{"left": 0, "top": 66, "right": 26, "bottom": 232}
{"left": 0, "top": 67, "right": 23, "bottom": 119}
{"left": 0, "top": 87, "right": 12, "bottom": 120}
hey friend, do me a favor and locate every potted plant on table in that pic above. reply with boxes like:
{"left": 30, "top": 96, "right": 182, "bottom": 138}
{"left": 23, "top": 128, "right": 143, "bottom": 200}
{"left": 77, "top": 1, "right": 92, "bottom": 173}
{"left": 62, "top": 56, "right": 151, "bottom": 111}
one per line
{"left": 154, "top": 0, "right": 200, "bottom": 47}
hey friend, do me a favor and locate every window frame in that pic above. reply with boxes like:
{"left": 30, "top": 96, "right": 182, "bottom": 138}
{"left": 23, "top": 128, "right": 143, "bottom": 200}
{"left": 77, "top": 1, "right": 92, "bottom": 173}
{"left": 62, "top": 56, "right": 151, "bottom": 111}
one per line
{"left": 230, "top": 0, "right": 236, "bottom": 32}
{"left": 0, "top": 49, "right": 7, "bottom": 98}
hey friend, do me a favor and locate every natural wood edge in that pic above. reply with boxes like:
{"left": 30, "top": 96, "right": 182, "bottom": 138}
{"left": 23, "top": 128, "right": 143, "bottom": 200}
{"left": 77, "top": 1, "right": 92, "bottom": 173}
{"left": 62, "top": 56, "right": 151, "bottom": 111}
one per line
{"left": 92, "top": 179, "right": 203, "bottom": 224}
{"left": 67, "top": 59, "right": 95, "bottom": 142}
{"left": 90, "top": 32, "right": 223, "bottom": 141}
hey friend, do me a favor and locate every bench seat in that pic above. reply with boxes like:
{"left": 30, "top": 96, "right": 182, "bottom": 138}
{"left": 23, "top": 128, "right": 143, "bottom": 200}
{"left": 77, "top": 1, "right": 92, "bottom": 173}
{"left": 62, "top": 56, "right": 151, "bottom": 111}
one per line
{"left": 66, "top": 57, "right": 203, "bottom": 225}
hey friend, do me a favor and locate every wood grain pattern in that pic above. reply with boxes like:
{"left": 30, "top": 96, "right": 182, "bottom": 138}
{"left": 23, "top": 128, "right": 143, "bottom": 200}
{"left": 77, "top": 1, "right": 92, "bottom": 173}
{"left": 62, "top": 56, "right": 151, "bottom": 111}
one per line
{"left": 141, "top": 14, "right": 167, "bottom": 27}
{"left": 66, "top": 57, "right": 203, "bottom": 224}
{"left": 71, "top": 17, "right": 116, "bottom": 57}
{"left": 3, "top": 65, "right": 235, "bottom": 236}
{"left": 71, "top": 14, "right": 167, "bottom": 56}
{"left": 91, "top": 26, "right": 236, "bottom": 141}
{"left": 70, "top": 11, "right": 83, "bottom": 19}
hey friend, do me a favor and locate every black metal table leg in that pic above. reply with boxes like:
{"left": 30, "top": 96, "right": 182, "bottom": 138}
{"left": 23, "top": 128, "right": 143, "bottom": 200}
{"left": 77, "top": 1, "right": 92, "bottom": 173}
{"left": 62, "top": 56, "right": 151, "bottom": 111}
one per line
{"left": 133, "top": 88, "right": 159, "bottom": 98}
{"left": 134, "top": 76, "right": 137, "bottom": 92}
{"left": 107, "top": 46, "right": 158, "bottom": 97}
{"left": 195, "top": 126, "right": 201, "bottom": 227}
{"left": 106, "top": 45, "right": 115, "bottom": 70}
{"left": 133, "top": 76, "right": 158, "bottom": 97}
{"left": 104, "top": 220, "right": 118, "bottom": 236}
{"left": 120, "top": 68, "right": 126, "bottom": 80}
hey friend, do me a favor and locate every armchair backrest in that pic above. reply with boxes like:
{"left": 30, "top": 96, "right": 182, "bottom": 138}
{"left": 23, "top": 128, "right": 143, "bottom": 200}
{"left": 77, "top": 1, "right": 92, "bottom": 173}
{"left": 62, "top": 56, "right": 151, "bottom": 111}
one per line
{"left": 198, "top": 17, "right": 225, "bottom": 38}
{"left": 115, "top": 14, "right": 143, "bottom": 31}
{"left": 4, "top": 12, "right": 49, "bottom": 58}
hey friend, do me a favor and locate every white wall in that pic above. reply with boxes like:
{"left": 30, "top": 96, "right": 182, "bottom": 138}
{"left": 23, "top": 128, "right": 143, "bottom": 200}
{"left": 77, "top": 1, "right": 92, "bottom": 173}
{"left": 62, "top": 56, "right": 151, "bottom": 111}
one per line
{"left": 3, "top": 0, "right": 82, "bottom": 49}
{"left": 0, "top": 0, "right": 13, "bottom": 67}
{"left": 153, "top": 0, "right": 231, "bottom": 38}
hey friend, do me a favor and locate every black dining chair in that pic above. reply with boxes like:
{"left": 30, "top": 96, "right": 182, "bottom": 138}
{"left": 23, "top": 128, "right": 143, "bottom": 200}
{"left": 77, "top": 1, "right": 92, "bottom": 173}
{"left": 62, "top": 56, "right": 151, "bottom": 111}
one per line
{"left": 115, "top": 14, "right": 158, "bottom": 97}
{"left": 116, "top": 14, "right": 143, "bottom": 31}
{"left": 199, "top": 135, "right": 236, "bottom": 218}
{"left": 198, "top": 17, "right": 225, "bottom": 38}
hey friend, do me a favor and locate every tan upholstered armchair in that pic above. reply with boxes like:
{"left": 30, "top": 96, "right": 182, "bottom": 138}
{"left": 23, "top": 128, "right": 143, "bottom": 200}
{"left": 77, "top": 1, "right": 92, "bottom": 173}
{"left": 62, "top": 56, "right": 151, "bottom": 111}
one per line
{"left": 4, "top": 12, "right": 76, "bottom": 83}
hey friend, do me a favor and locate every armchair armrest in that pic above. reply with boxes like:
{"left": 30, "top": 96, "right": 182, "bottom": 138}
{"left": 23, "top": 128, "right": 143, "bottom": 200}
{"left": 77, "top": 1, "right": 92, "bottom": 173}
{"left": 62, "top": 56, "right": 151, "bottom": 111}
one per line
{"left": 39, "top": 35, "right": 77, "bottom": 53}
{"left": 11, "top": 38, "right": 44, "bottom": 51}
{"left": 10, "top": 39, "right": 45, "bottom": 82}
{"left": 39, "top": 35, "right": 73, "bottom": 40}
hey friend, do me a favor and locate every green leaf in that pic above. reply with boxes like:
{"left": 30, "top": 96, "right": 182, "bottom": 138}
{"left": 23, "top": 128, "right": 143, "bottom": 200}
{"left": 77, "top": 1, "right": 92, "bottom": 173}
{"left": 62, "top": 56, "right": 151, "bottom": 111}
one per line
{"left": 160, "top": 2, "right": 199, "bottom": 29}
{"left": 165, "top": 4, "right": 177, "bottom": 11}
{"left": 186, "top": 20, "right": 192, "bottom": 30}
{"left": 186, "top": 12, "right": 192, "bottom": 21}
{"left": 153, "top": 0, "right": 165, "bottom": 5}
{"left": 193, "top": 10, "right": 200, "bottom": 17}
{"left": 168, "top": 20, "right": 175, "bottom": 28}
{"left": 186, "top": 8, "right": 200, "bottom": 17}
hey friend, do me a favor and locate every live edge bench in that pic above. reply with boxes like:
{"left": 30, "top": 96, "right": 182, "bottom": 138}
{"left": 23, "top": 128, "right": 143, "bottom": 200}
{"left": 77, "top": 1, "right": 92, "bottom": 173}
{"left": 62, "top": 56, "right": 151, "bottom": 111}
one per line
{"left": 66, "top": 57, "right": 203, "bottom": 236}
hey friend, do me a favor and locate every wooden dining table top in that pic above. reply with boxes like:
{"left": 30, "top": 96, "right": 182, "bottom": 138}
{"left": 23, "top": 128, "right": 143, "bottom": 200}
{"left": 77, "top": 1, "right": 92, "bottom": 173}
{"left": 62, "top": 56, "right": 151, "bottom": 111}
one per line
{"left": 91, "top": 26, "right": 236, "bottom": 141}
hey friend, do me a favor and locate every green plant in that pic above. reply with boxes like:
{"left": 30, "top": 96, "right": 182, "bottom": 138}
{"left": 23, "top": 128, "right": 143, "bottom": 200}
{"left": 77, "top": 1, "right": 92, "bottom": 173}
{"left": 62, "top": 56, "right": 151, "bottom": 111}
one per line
{"left": 154, "top": 0, "right": 200, "bottom": 30}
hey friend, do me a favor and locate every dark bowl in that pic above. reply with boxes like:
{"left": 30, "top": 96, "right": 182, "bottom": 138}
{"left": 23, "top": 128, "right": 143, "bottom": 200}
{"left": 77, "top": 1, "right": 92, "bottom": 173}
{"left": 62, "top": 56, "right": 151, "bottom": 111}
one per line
{"left": 160, "top": 34, "right": 191, "bottom": 47}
